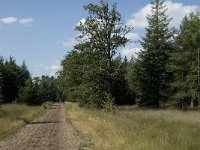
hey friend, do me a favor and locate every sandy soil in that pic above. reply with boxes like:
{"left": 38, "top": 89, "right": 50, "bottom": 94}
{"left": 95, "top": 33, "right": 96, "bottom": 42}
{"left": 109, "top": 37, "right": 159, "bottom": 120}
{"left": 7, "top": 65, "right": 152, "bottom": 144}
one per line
{"left": 0, "top": 103, "right": 83, "bottom": 150}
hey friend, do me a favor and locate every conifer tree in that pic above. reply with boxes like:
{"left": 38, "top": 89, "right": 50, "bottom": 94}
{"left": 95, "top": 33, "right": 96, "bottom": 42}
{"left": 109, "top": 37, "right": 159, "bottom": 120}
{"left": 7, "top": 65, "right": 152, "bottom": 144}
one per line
{"left": 0, "top": 72, "right": 3, "bottom": 103}
{"left": 0, "top": 57, "right": 4, "bottom": 103}
{"left": 169, "top": 11, "right": 200, "bottom": 108}
{"left": 136, "top": 0, "right": 174, "bottom": 107}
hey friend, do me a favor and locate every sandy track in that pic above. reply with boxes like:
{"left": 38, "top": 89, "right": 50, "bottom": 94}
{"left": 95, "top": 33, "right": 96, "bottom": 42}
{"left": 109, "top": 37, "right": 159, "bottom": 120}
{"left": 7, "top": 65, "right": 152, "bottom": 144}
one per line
{"left": 0, "top": 103, "right": 83, "bottom": 150}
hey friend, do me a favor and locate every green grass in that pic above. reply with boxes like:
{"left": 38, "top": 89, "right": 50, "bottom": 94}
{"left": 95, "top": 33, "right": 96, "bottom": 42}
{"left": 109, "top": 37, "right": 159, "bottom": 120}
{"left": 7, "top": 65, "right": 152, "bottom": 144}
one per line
{"left": 66, "top": 102, "right": 200, "bottom": 150}
{"left": 0, "top": 103, "right": 48, "bottom": 140}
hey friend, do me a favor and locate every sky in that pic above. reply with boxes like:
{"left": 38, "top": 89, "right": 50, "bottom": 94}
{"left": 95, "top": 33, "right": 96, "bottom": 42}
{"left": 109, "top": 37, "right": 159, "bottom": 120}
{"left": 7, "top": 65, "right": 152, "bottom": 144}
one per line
{"left": 0, "top": 0, "right": 199, "bottom": 77}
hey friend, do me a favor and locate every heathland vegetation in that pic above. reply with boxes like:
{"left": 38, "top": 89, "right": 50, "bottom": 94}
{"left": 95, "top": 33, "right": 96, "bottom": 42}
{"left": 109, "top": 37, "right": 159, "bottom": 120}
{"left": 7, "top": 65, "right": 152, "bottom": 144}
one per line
{"left": 0, "top": 0, "right": 200, "bottom": 148}
{"left": 1, "top": 0, "right": 200, "bottom": 110}
{"left": 0, "top": 103, "right": 48, "bottom": 140}
{"left": 67, "top": 102, "right": 200, "bottom": 150}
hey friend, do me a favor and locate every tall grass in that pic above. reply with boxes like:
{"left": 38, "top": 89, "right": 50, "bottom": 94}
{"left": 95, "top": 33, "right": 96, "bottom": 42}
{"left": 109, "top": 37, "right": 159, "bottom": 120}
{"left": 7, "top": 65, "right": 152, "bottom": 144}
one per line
{"left": 0, "top": 104, "right": 46, "bottom": 140}
{"left": 66, "top": 102, "right": 200, "bottom": 150}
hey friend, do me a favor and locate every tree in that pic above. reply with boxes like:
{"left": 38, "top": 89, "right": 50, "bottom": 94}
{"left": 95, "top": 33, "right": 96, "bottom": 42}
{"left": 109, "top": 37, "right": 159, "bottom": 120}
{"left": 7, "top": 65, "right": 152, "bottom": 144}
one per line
{"left": 18, "top": 76, "right": 61, "bottom": 105}
{"left": 125, "top": 57, "right": 139, "bottom": 104}
{"left": 136, "top": 0, "right": 174, "bottom": 108}
{"left": 169, "top": 11, "right": 200, "bottom": 108}
{"left": 0, "top": 72, "right": 3, "bottom": 103}
{"left": 18, "top": 78, "right": 39, "bottom": 105}
{"left": 3, "top": 57, "right": 19, "bottom": 102}
{"left": 19, "top": 61, "right": 30, "bottom": 88}
{"left": 3, "top": 57, "right": 30, "bottom": 103}
{"left": 38, "top": 76, "right": 59, "bottom": 102}
{"left": 112, "top": 55, "right": 135, "bottom": 105}
{"left": 0, "top": 57, "right": 4, "bottom": 103}
{"left": 66, "top": 0, "right": 132, "bottom": 108}
{"left": 75, "top": 0, "right": 131, "bottom": 69}
{"left": 60, "top": 51, "right": 85, "bottom": 101}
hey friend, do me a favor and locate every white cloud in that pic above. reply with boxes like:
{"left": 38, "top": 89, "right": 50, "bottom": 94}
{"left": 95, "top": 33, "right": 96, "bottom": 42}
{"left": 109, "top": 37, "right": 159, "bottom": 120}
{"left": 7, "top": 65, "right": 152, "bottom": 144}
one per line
{"left": 45, "top": 65, "right": 60, "bottom": 71}
{"left": 0, "top": 17, "right": 34, "bottom": 26}
{"left": 19, "top": 18, "right": 34, "bottom": 26}
{"left": 126, "top": 1, "right": 199, "bottom": 28}
{"left": 35, "top": 64, "right": 45, "bottom": 68}
{"left": 62, "top": 38, "right": 78, "bottom": 48}
{"left": 121, "top": 47, "right": 142, "bottom": 59}
{"left": 125, "top": 32, "right": 141, "bottom": 41}
{"left": 126, "top": 4, "right": 151, "bottom": 28}
{"left": 76, "top": 18, "right": 86, "bottom": 27}
{"left": 166, "top": 1, "right": 199, "bottom": 27}
{"left": 1, "top": 17, "right": 17, "bottom": 24}
{"left": 45, "top": 62, "right": 61, "bottom": 76}
{"left": 35, "top": 61, "right": 61, "bottom": 76}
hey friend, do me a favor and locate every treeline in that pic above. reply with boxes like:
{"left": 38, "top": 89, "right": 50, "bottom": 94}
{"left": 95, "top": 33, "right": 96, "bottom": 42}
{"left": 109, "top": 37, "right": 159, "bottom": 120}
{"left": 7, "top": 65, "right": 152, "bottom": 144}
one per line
{"left": 59, "top": 0, "right": 200, "bottom": 109}
{"left": 1, "top": 0, "right": 199, "bottom": 109}
{"left": 18, "top": 76, "right": 62, "bottom": 105}
{"left": 0, "top": 57, "right": 30, "bottom": 103}
{"left": 0, "top": 56, "right": 62, "bottom": 105}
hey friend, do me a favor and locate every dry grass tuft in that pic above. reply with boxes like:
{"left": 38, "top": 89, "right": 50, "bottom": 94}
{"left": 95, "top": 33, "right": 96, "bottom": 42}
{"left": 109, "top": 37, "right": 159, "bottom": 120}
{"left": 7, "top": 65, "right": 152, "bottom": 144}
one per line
{"left": 0, "top": 104, "right": 45, "bottom": 140}
{"left": 66, "top": 102, "right": 200, "bottom": 150}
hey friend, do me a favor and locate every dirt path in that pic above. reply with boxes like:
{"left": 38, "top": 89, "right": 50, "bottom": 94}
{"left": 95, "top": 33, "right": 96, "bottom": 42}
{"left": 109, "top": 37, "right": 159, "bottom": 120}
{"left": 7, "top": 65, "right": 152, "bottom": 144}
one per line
{"left": 0, "top": 103, "right": 83, "bottom": 150}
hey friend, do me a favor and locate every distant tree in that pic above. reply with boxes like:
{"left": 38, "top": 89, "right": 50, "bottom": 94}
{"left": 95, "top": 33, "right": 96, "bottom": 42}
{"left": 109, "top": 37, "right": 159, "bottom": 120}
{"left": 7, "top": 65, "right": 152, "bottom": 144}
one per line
{"left": 0, "top": 57, "right": 4, "bottom": 103}
{"left": 18, "top": 76, "right": 61, "bottom": 105}
{"left": 3, "top": 57, "right": 30, "bottom": 103}
{"left": 3, "top": 57, "right": 20, "bottom": 102}
{"left": 125, "top": 57, "right": 139, "bottom": 104}
{"left": 112, "top": 55, "right": 135, "bottom": 105}
{"left": 38, "top": 76, "right": 59, "bottom": 102}
{"left": 0, "top": 72, "right": 3, "bottom": 104}
{"left": 135, "top": 0, "right": 174, "bottom": 108}
{"left": 18, "top": 78, "right": 39, "bottom": 105}
{"left": 19, "top": 61, "right": 30, "bottom": 87}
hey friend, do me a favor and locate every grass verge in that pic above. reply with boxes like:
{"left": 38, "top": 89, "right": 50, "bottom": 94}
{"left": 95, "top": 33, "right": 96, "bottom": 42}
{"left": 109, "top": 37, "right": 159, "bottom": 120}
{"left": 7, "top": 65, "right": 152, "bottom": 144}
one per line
{"left": 0, "top": 103, "right": 49, "bottom": 140}
{"left": 66, "top": 102, "right": 200, "bottom": 150}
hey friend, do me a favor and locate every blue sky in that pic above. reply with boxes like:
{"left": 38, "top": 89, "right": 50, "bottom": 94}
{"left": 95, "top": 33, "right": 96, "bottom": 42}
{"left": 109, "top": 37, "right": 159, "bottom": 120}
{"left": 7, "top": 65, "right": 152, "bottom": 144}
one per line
{"left": 0, "top": 0, "right": 199, "bottom": 77}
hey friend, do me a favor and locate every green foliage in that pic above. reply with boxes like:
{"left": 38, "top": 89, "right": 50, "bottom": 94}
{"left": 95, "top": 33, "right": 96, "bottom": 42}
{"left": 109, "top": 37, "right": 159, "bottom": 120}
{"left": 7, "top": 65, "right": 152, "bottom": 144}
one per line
{"left": 2, "top": 0, "right": 199, "bottom": 110}
{"left": 60, "top": 50, "right": 110, "bottom": 108}
{"left": 0, "top": 56, "right": 30, "bottom": 103}
{"left": 169, "top": 11, "right": 200, "bottom": 108}
{"left": 60, "top": 0, "right": 132, "bottom": 108}
{"left": 18, "top": 78, "right": 39, "bottom": 105}
{"left": 135, "top": 0, "right": 175, "bottom": 108}
{"left": 0, "top": 58, "right": 4, "bottom": 103}
{"left": 0, "top": 55, "right": 62, "bottom": 105}
{"left": 0, "top": 73, "right": 3, "bottom": 104}
{"left": 18, "top": 76, "right": 62, "bottom": 105}
{"left": 75, "top": 0, "right": 131, "bottom": 67}
{"left": 125, "top": 57, "right": 139, "bottom": 103}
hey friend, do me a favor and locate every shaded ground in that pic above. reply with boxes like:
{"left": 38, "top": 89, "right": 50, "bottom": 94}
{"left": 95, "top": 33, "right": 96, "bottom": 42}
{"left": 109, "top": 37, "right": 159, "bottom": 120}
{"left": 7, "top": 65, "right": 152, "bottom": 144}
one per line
{"left": 0, "top": 103, "right": 83, "bottom": 150}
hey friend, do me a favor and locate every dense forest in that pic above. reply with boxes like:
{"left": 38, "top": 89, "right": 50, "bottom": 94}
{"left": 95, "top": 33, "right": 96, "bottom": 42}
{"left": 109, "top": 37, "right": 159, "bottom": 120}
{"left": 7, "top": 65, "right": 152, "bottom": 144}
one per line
{"left": 0, "top": 0, "right": 200, "bottom": 110}
{"left": 0, "top": 56, "right": 62, "bottom": 105}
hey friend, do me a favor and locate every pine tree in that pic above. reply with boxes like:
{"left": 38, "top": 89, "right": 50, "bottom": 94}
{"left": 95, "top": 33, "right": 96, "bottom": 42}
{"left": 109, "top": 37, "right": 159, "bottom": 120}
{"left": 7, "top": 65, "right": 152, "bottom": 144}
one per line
{"left": 0, "top": 57, "right": 4, "bottom": 104}
{"left": 0, "top": 72, "right": 3, "bottom": 103}
{"left": 19, "top": 60, "right": 30, "bottom": 87}
{"left": 169, "top": 11, "right": 200, "bottom": 108}
{"left": 136, "top": 0, "right": 174, "bottom": 108}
